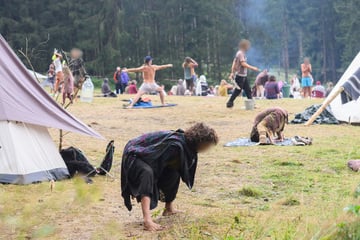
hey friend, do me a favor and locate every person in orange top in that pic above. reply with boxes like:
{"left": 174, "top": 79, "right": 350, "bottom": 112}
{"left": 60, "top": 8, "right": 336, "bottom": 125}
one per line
{"left": 301, "top": 58, "right": 313, "bottom": 98}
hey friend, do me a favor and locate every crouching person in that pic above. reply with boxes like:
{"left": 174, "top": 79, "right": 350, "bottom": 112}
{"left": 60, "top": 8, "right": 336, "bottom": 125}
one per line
{"left": 250, "top": 107, "right": 288, "bottom": 144}
{"left": 121, "top": 123, "right": 218, "bottom": 231}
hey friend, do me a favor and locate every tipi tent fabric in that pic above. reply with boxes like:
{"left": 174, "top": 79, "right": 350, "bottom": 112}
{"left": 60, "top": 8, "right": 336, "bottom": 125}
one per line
{"left": 0, "top": 34, "right": 103, "bottom": 184}
{"left": 0, "top": 122, "right": 68, "bottom": 184}
{"left": 0, "top": 35, "right": 102, "bottom": 138}
{"left": 328, "top": 52, "right": 360, "bottom": 124}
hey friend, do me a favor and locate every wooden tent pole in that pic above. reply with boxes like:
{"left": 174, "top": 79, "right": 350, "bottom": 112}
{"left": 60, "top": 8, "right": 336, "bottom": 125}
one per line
{"left": 305, "top": 87, "right": 344, "bottom": 126}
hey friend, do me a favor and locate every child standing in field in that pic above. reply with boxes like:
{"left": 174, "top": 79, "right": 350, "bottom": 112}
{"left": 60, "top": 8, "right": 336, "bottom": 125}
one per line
{"left": 62, "top": 66, "right": 74, "bottom": 106}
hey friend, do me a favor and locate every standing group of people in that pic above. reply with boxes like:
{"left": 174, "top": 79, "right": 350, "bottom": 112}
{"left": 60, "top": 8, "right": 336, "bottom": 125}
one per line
{"left": 41, "top": 48, "right": 87, "bottom": 106}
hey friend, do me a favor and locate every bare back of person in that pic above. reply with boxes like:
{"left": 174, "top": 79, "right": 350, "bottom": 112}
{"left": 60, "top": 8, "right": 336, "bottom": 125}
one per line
{"left": 125, "top": 57, "right": 173, "bottom": 108}
{"left": 142, "top": 65, "right": 156, "bottom": 83}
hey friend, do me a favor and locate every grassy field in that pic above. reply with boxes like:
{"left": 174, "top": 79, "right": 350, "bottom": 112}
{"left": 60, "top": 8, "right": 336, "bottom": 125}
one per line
{"left": 1, "top": 95, "right": 360, "bottom": 240}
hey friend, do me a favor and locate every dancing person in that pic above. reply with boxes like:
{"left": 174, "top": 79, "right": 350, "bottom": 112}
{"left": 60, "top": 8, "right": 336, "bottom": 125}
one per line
{"left": 183, "top": 57, "right": 198, "bottom": 93}
{"left": 264, "top": 76, "right": 280, "bottom": 99}
{"left": 113, "top": 67, "right": 122, "bottom": 94}
{"left": 301, "top": 58, "right": 312, "bottom": 98}
{"left": 121, "top": 122, "right": 218, "bottom": 231}
{"left": 53, "top": 51, "right": 63, "bottom": 97}
{"left": 227, "top": 39, "right": 260, "bottom": 108}
{"left": 255, "top": 69, "right": 269, "bottom": 98}
{"left": 250, "top": 107, "right": 288, "bottom": 145}
{"left": 68, "top": 48, "right": 86, "bottom": 94}
{"left": 61, "top": 66, "right": 74, "bottom": 105}
{"left": 125, "top": 56, "right": 172, "bottom": 108}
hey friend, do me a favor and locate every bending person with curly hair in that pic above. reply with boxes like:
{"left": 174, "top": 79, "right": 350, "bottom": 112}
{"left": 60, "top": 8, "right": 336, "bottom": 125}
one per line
{"left": 121, "top": 123, "right": 218, "bottom": 231}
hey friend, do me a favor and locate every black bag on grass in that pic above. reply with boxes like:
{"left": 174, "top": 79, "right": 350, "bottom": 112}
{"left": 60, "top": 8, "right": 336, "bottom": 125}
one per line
{"left": 97, "top": 140, "right": 115, "bottom": 175}
{"left": 60, "top": 147, "right": 96, "bottom": 177}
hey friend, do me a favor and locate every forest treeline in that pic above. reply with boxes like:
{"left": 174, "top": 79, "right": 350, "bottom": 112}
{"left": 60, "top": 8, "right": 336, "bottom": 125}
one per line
{"left": 0, "top": 0, "right": 359, "bottom": 83}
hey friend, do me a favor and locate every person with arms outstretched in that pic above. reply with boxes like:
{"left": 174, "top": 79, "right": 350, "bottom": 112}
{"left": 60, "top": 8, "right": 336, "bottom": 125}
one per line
{"left": 121, "top": 122, "right": 218, "bottom": 231}
{"left": 227, "top": 39, "right": 260, "bottom": 108}
{"left": 125, "top": 56, "right": 172, "bottom": 108}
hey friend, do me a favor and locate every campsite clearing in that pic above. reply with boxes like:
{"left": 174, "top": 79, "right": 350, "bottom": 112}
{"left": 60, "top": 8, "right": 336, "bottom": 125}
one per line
{"left": 1, "top": 96, "right": 360, "bottom": 239}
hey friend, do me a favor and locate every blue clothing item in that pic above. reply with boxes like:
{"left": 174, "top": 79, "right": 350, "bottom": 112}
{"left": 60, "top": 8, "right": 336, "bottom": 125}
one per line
{"left": 121, "top": 72, "right": 130, "bottom": 84}
{"left": 184, "top": 67, "right": 192, "bottom": 80}
{"left": 301, "top": 77, "right": 312, "bottom": 87}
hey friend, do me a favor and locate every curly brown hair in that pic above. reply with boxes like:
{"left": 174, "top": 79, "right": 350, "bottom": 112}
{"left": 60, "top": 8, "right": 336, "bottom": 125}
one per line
{"left": 184, "top": 123, "right": 218, "bottom": 148}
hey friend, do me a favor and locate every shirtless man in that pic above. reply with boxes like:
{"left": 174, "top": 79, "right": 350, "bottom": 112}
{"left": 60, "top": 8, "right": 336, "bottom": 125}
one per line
{"left": 301, "top": 58, "right": 313, "bottom": 98}
{"left": 125, "top": 56, "right": 172, "bottom": 108}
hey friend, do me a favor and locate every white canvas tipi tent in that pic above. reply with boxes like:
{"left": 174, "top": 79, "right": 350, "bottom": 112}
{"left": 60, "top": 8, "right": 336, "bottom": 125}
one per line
{"left": 306, "top": 52, "right": 360, "bottom": 125}
{"left": 0, "top": 35, "right": 103, "bottom": 184}
{"left": 327, "top": 52, "right": 360, "bottom": 124}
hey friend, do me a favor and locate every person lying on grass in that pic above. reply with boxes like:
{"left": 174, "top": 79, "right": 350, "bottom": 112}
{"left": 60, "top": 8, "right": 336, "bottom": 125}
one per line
{"left": 250, "top": 107, "right": 288, "bottom": 145}
{"left": 121, "top": 122, "right": 218, "bottom": 231}
{"left": 124, "top": 56, "right": 172, "bottom": 108}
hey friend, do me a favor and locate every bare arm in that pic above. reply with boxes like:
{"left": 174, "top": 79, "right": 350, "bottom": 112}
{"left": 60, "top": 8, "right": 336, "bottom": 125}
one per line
{"left": 241, "top": 61, "right": 259, "bottom": 72}
{"left": 229, "top": 59, "right": 236, "bottom": 79}
{"left": 126, "top": 66, "right": 145, "bottom": 73}
{"left": 153, "top": 64, "right": 173, "bottom": 71}
{"left": 190, "top": 58, "right": 198, "bottom": 66}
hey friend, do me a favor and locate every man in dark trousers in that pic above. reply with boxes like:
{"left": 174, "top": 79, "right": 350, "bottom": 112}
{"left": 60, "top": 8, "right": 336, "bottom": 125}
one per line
{"left": 121, "top": 123, "right": 218, "bottom": 231}
{"left": 227, "top": 39, "right": 260, "bottom": 108}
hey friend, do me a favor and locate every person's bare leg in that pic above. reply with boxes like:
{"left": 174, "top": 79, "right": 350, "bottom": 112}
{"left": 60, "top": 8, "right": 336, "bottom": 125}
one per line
{"left": 163, "top": 202, "right": 183, "bottom": 216}
{"left": 127, "top": 90, "right": 145, "bottom": 108}
{"left": 256, "top": 86, "right": 261, "bottom": 98}
{"left": 141, "top": 196, "right": 163, "bottom": 231}
{"left": 157, "top": 88, "right": 165, "bottom": 105}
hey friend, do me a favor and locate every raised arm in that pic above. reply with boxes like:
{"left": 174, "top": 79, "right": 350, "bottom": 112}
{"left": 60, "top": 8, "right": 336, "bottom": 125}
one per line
{"left": 153, "top": 64, "right": 173, "bottom": 71}
{"left": 126, "top": 66, "right": 145, "bottom": 73}
{"left": 190, "top": 58, "right": 198, "bottom": 67}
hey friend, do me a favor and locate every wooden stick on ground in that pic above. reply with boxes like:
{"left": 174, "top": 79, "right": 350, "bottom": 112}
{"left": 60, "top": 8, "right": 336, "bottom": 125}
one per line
{"left": 304, "top": 87, "right": 344, "bottom": 126}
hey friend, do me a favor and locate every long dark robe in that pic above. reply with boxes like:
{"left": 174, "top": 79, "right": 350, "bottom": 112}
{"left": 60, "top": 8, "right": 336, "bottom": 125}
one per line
{"left": 121, "top": 130, "right": 197, "bottom": 211}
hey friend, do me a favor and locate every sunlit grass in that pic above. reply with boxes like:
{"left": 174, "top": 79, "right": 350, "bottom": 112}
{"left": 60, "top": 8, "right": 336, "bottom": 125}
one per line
{"left": 1, "top": 96, "right": 360, "bottom": 239}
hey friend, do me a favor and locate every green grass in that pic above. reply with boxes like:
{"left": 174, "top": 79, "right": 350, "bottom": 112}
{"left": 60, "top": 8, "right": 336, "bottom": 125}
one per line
{"left": 1, "top": 96, "right": 360, "bottom": 239}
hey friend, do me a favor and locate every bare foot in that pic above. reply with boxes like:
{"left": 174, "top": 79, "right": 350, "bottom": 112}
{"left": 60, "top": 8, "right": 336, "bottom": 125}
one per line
{"left": 144, "top": 219, "right": 163, "bottom": 231}
{"left": 126, "top": 105, "right": 133, "bottom": 109}
{"left": 162, "top": 208, "right": 183, "bottom": 216}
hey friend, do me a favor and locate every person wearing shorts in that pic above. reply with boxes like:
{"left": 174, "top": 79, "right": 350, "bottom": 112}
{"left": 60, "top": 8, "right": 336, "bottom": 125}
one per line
{"left": 301, "top": 58, "right": 312, "bottom": 98}
{"left": 125, "top": 56, "right": 173, "bottom": 108}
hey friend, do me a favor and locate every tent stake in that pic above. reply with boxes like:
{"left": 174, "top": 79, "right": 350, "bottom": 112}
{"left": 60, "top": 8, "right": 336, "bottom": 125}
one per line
{"left": 305, "top": 87, "right": 344, "bottom": 126}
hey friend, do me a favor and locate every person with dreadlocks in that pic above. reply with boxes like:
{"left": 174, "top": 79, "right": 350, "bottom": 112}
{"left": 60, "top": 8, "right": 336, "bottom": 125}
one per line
{"left": 68, "top": 48, "right": 87, "bottom": 95}
{"left": 250, "top": 107, "right": 288, "bottom": 145}
{"left": 121, "top": 122, "right": 218, "bottom": 231}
